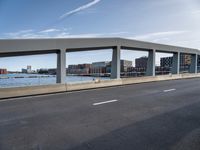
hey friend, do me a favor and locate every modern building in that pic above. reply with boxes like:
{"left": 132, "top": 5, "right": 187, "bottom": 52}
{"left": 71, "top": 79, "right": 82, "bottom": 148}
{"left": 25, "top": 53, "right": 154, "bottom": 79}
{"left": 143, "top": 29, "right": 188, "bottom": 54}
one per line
{"left": 160, "top": 54, "right": 193, "bottom": 68}
{"left": 90, "top": 61, "right": 111, "bottom": 76}
{"left": 198, "top": 56, "right": 200, "bottom": 66}
{"left": 37, "top": 68, "right": 49, "bottom": 74}
{"left": 91, "top": 61, "right": 110, "bottom": 68}
{"left": 0, "top": 69, "right": 8, "bottom": 74}
{"left": 180, "top": 54, "right": 192, "bottom": 66}
{"left": 91, "top": 60, "right": 133, "bottom": 75}
{"left": 27, "top": 65, "right": 32, "bottom": 73}
{"left": 90, "top": 67, "right": 107, "bottom": 75}
{"left": 160, "top": 57, "right": 173, "bottom": 68}
{"left": 135, "top": 57, "right": 148, "bottom": 69}
{"left": 127, "top": 66, "right": 146, "bottom": 73}
{"left": 21, "top": 68, "right": 27, "bottom": 73}
{"left": 22, "top": 65, "right": 32, "bottom": 74}
{"left": 67, "top": 64, "right": 91, "bottom": 75}
{"left": 121, "top": 60, "right": 132, "bottom": 72}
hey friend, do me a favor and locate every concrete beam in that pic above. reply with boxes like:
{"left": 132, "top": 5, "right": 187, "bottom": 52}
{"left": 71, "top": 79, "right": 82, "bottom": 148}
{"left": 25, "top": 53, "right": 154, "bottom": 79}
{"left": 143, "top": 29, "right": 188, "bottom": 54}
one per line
{"left": 189, "top": 54, "right": 198, "bottom": 73}
{"left": 0, "top": 38, "right": 199, "bottom": 56}
{"left": 172, "top": 52, "right": 180, "bottom": 74}
{"left": 111, "top": 46, "right": 121, "bottom": 79}
{"left": 146, "top": 49, "right": 156, "bottom": 76}
{"left": 56, "top": 49, "right": 66, "bottom": 84}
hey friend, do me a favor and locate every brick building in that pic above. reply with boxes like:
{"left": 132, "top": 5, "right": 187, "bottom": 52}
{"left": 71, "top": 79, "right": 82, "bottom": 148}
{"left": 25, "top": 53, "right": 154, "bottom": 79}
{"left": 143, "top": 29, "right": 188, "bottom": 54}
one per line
{"left": 0, "top": 69, "right": 8, "bottom": 74}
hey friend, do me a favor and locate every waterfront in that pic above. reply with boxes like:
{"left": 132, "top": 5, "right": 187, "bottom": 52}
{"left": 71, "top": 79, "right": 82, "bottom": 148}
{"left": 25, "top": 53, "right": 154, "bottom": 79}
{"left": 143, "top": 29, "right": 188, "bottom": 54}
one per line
{"left": 0, "top": 74, "right": 110, "bottom": 88}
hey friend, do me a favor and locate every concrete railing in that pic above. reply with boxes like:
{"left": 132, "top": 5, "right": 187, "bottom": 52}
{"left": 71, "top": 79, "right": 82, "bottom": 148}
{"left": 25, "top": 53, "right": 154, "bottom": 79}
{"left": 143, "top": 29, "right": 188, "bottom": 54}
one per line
{"left": 1, "top": 73, "right": 200, "bottom": 99}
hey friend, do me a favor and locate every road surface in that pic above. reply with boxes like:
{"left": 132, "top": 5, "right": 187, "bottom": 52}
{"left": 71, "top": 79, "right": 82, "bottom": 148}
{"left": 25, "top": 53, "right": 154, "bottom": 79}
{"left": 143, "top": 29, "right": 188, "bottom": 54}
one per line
{"left": 1, "top": 78, "right": 200, "bottom": 150}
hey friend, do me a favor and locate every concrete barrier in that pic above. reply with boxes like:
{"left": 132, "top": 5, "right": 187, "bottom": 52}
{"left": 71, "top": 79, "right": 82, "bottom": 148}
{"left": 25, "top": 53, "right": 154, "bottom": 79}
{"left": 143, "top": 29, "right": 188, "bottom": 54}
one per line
{"left": 0, "top": 73, "right": 200, "bottom": 99}
{"left": 122, "top": 74, "right": 200, "bottom": 85}
{"left": 66, "top": 79, "right": 122, "bottom": 91}
{"left": 0, "top": 84, "right": 66, "bottom": 99}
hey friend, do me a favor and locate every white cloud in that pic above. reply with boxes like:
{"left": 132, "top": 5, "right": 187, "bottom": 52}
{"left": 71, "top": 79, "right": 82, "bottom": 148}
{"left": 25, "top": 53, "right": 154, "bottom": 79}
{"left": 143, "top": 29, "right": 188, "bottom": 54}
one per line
{"left": 2, "top": 29, "right": 127, "bottom": 39}
{"left": 5, "top": 30, "right": 33, "bottom": 37}
{"left": 59, "top": 0, "right": 101, "bottom": 19}
{"left": 63, "top": 31, "right": 127, "bottom": 38}
{"left": 124, "top": 30, "right": 200, "bottom": 49}
{"left": 39, "top": 29, "right": 60, "bottom": 33}
{"left": 191, "top": 10, "right": 200, "bottom": 14}
{"left": 132, "top": 31, "right": 189, "bottom": 41}
{"left": 191, "top": 10, "right": 200, "bottom": 16}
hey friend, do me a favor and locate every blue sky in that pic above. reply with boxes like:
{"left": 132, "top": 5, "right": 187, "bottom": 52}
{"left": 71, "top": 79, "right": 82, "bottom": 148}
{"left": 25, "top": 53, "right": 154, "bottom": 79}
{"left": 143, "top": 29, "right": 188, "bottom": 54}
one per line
{"left": 0, "top": 0, "right": 200, "bottom": 71}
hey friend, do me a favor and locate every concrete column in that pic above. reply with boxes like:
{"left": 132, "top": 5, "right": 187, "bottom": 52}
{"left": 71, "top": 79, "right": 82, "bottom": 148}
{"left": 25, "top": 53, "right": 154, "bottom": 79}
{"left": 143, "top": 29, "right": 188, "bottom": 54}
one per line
{"left": 111, "top": 46, "right": 121, "bottom": 79}
{"left": 198, "top": 55, "right": 200, "bottom": 73}
{"left": 57, "top": 49, "right": 66, "bottom": 84}
{"left": 146, "top": 49, "right": 156, "bottom": 76}
{"left": 172, "top": 52, "right": 180, "bottom": 74}
{"left": 189, "top": 54, "right": 197, "bottom": 73}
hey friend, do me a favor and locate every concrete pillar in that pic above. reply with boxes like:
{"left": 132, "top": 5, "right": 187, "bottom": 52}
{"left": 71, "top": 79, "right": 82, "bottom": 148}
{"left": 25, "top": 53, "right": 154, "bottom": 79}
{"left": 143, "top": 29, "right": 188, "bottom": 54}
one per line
{"left": 172, "top": 52, "right": 180, "bottom": 74}
{"left": 189, "top": 54, "right": 197, "bottom": 73}
{"left": 198, "top": 55, "right": 200, "bottom": 73}
{"left": 111, "top": 46, "right": 121, "bottom": 79}
{"left": 146, "top": 49, "right": 156, "bottom": 76}
{"left": 57, "top": 49, "right": 66, "bottom": 84}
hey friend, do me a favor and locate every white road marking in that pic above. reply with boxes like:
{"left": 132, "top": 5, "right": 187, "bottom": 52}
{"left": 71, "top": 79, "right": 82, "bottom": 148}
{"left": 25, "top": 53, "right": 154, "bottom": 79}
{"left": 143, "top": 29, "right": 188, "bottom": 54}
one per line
{"left": 93, "top": 100, "right": 118, "bottom": 106}
{"left": 163, "top": 89, "right": 176, "bottom": 92}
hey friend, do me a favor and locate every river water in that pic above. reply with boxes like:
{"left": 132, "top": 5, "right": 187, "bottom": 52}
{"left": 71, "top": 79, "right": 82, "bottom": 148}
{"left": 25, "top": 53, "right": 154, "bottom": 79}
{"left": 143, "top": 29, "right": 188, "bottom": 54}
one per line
{"left": 0, "top": 74, "right": 110, "bottom": 88}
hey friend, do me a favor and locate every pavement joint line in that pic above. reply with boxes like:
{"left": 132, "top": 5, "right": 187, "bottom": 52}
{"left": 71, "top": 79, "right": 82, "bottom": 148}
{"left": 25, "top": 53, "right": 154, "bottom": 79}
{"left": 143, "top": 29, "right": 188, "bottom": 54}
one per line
{"left": 93, "top": 100, "right": 118, "bottom": 106}
{"left": 163, "top": 89, "right": 176, "bottom": 92}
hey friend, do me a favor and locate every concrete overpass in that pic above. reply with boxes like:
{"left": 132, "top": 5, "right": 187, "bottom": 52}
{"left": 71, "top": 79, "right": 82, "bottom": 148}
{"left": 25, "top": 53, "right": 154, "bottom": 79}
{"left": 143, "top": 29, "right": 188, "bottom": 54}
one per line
{"left": 0, "top": 38, "right": 200, "bottom": 98}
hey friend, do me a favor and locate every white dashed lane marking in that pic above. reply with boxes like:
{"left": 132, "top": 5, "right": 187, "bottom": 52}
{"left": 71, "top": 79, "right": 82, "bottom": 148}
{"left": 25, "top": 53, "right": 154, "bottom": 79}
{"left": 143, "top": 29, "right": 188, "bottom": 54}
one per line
{"left": 163, "top": 89, "right": 176, "bottom": 92}
{"left": 93, "top": 100, "right": 118, "bottom": 106}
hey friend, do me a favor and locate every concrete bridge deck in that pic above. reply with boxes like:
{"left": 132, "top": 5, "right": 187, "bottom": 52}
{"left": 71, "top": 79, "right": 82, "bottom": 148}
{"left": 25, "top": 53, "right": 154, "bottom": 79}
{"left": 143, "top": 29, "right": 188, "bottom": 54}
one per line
{"left": 0, "top": 78, "right": 200, "bottom": 150}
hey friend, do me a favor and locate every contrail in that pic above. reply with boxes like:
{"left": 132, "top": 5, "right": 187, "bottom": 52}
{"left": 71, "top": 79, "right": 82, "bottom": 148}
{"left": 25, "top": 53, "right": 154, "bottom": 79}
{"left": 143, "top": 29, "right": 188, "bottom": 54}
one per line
{"left": 4, "top": 0, "right": 102, "bottom": 37}
{"left": 59, "top": 0, "right": 101, "bottom": 19}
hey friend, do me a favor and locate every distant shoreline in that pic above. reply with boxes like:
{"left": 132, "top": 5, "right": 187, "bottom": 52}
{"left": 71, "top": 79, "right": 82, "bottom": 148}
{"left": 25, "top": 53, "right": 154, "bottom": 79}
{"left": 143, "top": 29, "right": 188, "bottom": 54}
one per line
{"left": 0, "top": 73, "right": 109, "bottom": 80}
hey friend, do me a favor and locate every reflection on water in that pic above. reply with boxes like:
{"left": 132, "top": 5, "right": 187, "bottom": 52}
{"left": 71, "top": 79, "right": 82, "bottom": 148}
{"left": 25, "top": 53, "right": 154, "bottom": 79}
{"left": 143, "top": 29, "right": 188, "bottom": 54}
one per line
{"left": 0, "top": 74, "right": 110, "bottom": 88}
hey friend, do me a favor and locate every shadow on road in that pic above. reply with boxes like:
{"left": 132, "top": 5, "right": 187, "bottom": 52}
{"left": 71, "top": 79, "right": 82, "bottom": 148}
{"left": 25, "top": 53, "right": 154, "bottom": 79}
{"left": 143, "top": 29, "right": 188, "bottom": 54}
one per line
{"left": 69, "top": 101, "right": 200, "bottom": 150}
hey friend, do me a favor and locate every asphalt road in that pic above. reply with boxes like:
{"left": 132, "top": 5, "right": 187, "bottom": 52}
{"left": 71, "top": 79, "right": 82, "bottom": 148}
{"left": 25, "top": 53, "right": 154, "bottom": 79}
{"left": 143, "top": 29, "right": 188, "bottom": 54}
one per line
{"left": 1, "top": 78, "right": 200, "bottom": 150}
